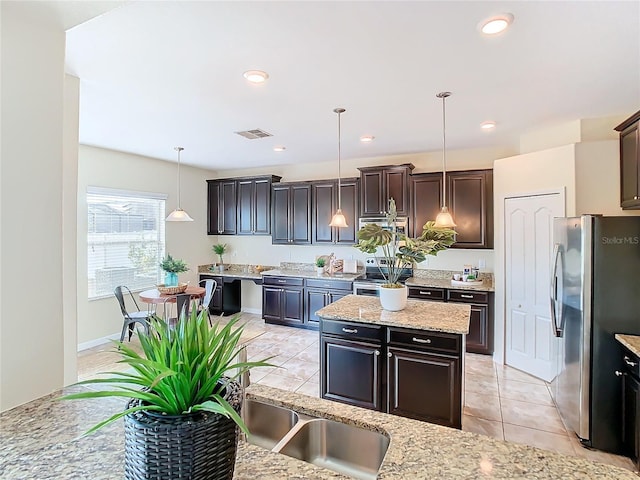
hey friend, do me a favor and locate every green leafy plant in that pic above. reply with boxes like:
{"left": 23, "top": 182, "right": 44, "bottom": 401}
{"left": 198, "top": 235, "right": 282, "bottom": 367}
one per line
{"left": 212, "top": 243, "right": 228, "bottom": 265}
{"left": 315, "top": 257, "right": 326, "bottom": 268}
{"left": 159, "top": 254, "right": 189, "bottom": 273}
{"left": 60, "top": 310, "right": 271, "bottom": 435}
{"left": 355, "top": 198, "right": 456, "bottom": 287}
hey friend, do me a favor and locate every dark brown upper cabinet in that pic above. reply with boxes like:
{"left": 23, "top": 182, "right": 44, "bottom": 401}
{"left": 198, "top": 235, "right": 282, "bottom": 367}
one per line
{"left": 207, "top": 179, "right": 237, "bottom": 235}
{"left": 311, "top": 178, "right": 359, "bottom": 245}
{"left": 272, "top": 182, "right": 312, "bottom": 245}
{"left": 615, "top": 110, "right": 640, "bottom": 209}
{"left": 410, "top": 173, "right": 442, "bottom": 237}
{"left": 447, "top": 170, "right": 493, "bottom": 248}
{"left": 207, "top": 175, "right": 280, "bottom": 236}
{"left": 358, "top": 164, "right": 414, "bottom": 217}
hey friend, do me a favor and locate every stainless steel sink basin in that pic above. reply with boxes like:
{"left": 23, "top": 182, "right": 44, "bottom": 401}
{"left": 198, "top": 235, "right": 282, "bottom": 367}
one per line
{"left": 278, "top": 418, "right": 389, "bottom": 480}
{"left": 244, "top": 399, "right": 300, "bottom": 450}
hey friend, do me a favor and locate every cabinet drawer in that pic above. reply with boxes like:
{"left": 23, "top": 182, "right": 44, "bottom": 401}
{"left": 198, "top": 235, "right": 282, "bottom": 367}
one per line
{"left": 263, "top": 276, "right": 304, "bottom": 287}
{"left": 305, "top": 278, "right": 353, "bottom": 291}
{"left": 408, "top": 287, "right": 445, "bottom": 301}
{"left": 321, "top": 319, "right": 383, "bottom": 343}
{"left": 387, "top": 328, "right": 461, "bottom": 355}
{"left": 447, "top": 290, "right": 488, "bottom": 304}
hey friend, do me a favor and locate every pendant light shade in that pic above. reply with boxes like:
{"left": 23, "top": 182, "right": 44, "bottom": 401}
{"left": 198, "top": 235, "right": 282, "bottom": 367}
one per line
{"left": 329, "top": 107, "right": 348, "bottom": 228}
{"left": 166, "top": 146, "right": 194, "bottom": 222}
{"left": 434, "top": 92, "right": 456, "bottom": 229}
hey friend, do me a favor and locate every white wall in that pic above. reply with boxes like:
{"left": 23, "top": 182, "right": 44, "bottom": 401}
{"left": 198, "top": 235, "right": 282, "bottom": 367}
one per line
{"left": 77, "top": 146, "right": 218, "bottom": 344}
{"left": 0, "top": 7, "right": 66, "bottom": 411}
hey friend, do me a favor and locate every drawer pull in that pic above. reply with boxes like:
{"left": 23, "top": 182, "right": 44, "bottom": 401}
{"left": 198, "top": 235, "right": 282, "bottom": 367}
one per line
{"left": 278, "top": 280, "right": 286, "bottom": 283}
{"left": 615, "top": 371, "right": 623, "bottom": 377}
{"left": 624, "top": 356, "right": 638, "bottom": 367}
{"left": 460, "top": 294, "right": 474, "bottom": 299}
{"left": 342, "top": 327, "right": 358, "bottom": 334}
{"left": 412, "top": 337, "right": 431, "bottom": 344}
{"left": 419, "top": 291, "right": 432, "bottom": 295}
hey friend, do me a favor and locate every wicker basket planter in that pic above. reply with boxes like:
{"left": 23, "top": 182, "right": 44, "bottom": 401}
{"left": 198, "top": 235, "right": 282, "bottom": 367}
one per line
{"left": 123, "top": 380, "right": 243, "bottom": 480}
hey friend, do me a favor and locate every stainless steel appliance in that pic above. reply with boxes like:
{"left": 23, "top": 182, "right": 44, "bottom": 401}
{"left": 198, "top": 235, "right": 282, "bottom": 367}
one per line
{"left": 352, "top": 257, "right": 412, "bottom": 296}
{"left": 551, "top": 215, "right": 640, "bottom": 453}
{"left": 358, "top": 216, "right": 408, "bottom": 235}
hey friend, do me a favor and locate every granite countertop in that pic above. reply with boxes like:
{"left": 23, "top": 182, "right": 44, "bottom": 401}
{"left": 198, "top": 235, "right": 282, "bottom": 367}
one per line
{"left": 198, "top": 264, "right": 277, "bottom": 281}
{"left": 406, "top": 276, "right": 495, "bottom": 292}
{"left": 261, "top": 268, "right": 364, "bottom": 282}
{"left": 246, "top": 384, "right": 635, "bottom": 479}
{"left": 616, "top": 334, "right": 640, "bottom": 357}
{"left": 1, "top": 384, "right": 634, "bottom": 479}
{"left": 316, "top": 294, "right": 471, "bottom": 334}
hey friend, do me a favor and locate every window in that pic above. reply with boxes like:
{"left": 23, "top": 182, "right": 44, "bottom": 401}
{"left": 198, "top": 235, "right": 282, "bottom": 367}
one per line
{"left": 87, "top": 187, "right": 166, "bottom": 299}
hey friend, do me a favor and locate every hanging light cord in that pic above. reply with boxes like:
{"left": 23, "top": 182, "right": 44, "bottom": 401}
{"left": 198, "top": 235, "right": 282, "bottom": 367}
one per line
{"left": 441, "top": 95, "right": 447, "bottom": 208}
{"left": 175, "top": 146, "right": 184, "bottom": 209}
{"left": 334, "top": 108, "right": 345, "bottom": 210}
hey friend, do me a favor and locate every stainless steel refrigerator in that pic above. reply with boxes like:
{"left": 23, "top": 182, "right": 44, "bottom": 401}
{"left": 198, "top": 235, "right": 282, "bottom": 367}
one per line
{"left": 551, "top": 215, "right": 640, "bottom": 453}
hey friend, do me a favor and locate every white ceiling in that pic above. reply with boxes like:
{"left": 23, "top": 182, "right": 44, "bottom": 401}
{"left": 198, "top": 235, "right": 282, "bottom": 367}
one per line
{"left": 64, "top": 1, "right": 640, "bottom": 171}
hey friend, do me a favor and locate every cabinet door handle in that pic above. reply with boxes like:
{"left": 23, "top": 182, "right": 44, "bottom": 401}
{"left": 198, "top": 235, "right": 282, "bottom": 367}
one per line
{"left": 375, "top": 350, "right": 380, "bottom": 356}
{"left": 342, "top": 327, "right": 358, "bottom": 334}
{"left": 412, "top": 337, "right": 432, "bottom": 344}
{"left": 624, "top": 356, "right": 638, "bottom": 367}
{"left": 387, "top": 352, "right": 392, "bottom": 358}
{"left": 460, "top": 294, "right": 474, "bottom": 299}
{"left": 419, "top": 291, "right": 432, "bottom": 295}
{"left": 615, "top": 370, "right": 623, "bottom": 377}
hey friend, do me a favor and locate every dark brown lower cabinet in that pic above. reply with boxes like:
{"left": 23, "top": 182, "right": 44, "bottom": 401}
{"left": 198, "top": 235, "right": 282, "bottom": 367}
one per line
{"left": 262, "top": 277, "right": 304, "bottom": 327}
{"left": 198, "top": 274, "right": 240, "bottom": 315}
{"left": 622, "top": 346, "right": 640, "bottom": 468}
{"left": 320, "top": 318, "right": 463, "bottom": 429}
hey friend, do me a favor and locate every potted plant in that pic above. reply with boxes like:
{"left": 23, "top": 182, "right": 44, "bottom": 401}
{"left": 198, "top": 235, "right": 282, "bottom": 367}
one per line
{"left": 159, "top": 254, "right": 188, "bottom": 286}
{"left": 212, "top": 243, "right": 228, "bottom": 272}
{"left": 315, "top": 257, "right": 326, "bottom": 275}
{"left": 61, "top": 309, "right": 270, "bottom": 480}
{"left": 355, "top": 198, "right": 456, "bottom": 311}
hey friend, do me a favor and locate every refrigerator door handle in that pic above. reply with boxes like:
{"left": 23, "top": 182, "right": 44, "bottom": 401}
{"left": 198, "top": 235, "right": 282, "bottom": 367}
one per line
{"left": 550, "top": 243, "right": 563, "bottom": 337}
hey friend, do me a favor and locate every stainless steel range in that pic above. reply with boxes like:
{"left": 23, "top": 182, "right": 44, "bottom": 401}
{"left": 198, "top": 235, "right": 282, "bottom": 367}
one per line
{"left": 352, "top": 257, "right": 413, "bottom": 296}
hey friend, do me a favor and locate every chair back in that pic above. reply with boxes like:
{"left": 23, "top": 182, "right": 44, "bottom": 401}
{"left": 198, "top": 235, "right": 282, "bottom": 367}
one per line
{"left": 114, "top": 285, "right": 140, "bottom": 317}
{"left": 175, "top": 293, "right": 191, "bottom": 320}
{"left": 199, "top": 279, "right": 217, "bottom": 309}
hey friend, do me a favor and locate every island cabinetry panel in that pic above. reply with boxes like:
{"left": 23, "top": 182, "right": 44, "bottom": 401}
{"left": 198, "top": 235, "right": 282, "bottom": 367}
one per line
{"left": 272, "top": 183, "right": 312, "bottom": 245}
{"left": 615, "top": 110, "right": 640, "bottom": 209}
{"left": 262, "top": 276, "right": 304, "bottom": 327}
{"left": 198, "top": 274, "right": 240, "bottom": 315}
{"left": 358, "top": 164, "right": 414, "bottom": 217}
{"left": 320, "top": 319, "right": 384, "bottom": 411}
{"left": 311, "top": 178, "right": 359, "bottom": 245}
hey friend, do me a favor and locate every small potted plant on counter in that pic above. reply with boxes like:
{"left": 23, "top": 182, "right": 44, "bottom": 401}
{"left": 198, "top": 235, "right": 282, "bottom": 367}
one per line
{"left": 213, "top": 243, "right": 228, "bottom": 272}
{"left": 354, "top": 198, "right": 456, "bottom": 311}
{"left": 315, "top": 257, "right": 326, "bottom": 275}
{"left": 159, "top": 254, "right": 189, "bottom": 287}
{"left": 60, "top": 309, "right": 272, "bottom": 480}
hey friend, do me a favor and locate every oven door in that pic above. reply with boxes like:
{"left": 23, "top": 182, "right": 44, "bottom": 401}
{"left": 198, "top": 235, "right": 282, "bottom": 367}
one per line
{"left": 353, "top": 282, "right": 380, "bottom": 297}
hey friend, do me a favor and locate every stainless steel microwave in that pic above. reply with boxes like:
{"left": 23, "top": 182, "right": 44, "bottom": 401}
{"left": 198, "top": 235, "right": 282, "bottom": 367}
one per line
{"left": 358, "top": 216, "right": 408, "bottom": 235}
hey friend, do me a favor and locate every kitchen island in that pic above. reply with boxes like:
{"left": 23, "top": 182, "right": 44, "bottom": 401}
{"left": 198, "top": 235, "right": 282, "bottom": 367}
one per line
{"left": 316, "top": 294, "right": 471, "bottom": 428}
{"left": 1, "top": 383, "right": 634, "bottom": 479}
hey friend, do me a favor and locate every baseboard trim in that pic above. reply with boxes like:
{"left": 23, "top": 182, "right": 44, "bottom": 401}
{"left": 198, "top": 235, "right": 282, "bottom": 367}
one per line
{"left": 241, "top": 308, "right": 261, "bottom": 315}
{"left": 78, "top": 332, "right": 120, "bottom": 352}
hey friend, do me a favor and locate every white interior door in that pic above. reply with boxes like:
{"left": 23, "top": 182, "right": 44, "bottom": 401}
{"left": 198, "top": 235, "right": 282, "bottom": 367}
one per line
{"left": 504, "top": 193, "right": 564, "bottom": 381}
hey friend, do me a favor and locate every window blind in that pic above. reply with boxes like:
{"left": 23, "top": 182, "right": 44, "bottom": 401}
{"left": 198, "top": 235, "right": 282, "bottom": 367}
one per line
{"left": 87, "top": 187, "right": 166, "bottom": 299}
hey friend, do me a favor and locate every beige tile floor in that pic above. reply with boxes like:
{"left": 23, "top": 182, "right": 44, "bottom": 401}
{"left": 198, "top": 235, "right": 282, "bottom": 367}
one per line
{"left": 79, "top": 312, "right": 635, "bottom": 472}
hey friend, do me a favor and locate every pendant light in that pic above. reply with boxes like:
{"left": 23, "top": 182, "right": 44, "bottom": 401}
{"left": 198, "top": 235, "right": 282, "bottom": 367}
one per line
{"left": 434, "top": 92, "right": 456, "bottom": 228}
{"left": 166, "top": 146, "right": 194, "bottom": 222}
{"left": 329, "top": 107, "right": 348, "bottom": 228}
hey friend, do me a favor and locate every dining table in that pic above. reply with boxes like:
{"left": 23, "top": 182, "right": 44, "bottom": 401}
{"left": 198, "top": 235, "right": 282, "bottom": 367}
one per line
{"left": 139, "top": 286, "right": 206, "bottom": 319}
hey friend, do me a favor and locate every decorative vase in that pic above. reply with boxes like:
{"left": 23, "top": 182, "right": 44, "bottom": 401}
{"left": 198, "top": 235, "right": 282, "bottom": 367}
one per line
{"left": 164, "top": 272, "right": 178, "bottom": 287}
{"left": 379, "top": 285, "right": 408, "bottom": 311}
{"left": 218, "top": 264, "right": 225, "bottom": 273}
{"left": 123, "top": 380, "right": 243, "bottom": 480}
{"left": 317, "top": 267, "right": 325, "bottom": 275}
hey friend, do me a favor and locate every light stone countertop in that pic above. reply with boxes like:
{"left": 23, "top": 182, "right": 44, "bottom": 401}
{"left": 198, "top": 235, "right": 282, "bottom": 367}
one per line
{"left": 246, "top": 384, "right": 636, "bottom": 480}
{"left": 616, "top": 333, "right": 640, "bottom": 357}
{"left": 198, "top": 264, "right": 278, "bottom": 281}
{"left": 406, "top": 276, "right": 495, "bottom": 292}
{"left": 261, "top": 268, "right": 364, "bottom": 282}
{"left": 1, "top": 384, "right": 635, "bottom": 479}
{"left": 316, "top": 294, "right": 471, "bottom": 334}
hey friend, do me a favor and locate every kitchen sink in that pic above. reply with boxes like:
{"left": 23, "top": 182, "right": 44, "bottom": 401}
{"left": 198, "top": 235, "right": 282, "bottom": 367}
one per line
{"left": 244, "top": 399, "right": 300, "bottom": 450}
{"left": 278, "top": 418, "right": 389, "bottom": 480}
{"left": 244, "top": 400, "right": 389, "bottom": 480}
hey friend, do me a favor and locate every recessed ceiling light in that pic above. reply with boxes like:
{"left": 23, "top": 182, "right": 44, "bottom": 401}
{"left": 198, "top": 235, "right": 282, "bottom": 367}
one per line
{"left": 480, "top": 121, "right": 496, "bottom": 130}
{"left": 243, "top": 70, "right": 269, "bottom": 83}
{"left": 360, "top": 135, "right": 375, "bottom": 143}
{"left": 479, "top": 13, "right": 514, "bottom": 35}
{"left": 273, "top": 146, "right": 286, "bottom": 152}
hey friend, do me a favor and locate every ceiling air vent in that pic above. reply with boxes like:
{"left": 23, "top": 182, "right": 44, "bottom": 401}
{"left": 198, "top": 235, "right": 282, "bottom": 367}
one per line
{"left": 235, "top": 129, "right": 273, "bottom": 140}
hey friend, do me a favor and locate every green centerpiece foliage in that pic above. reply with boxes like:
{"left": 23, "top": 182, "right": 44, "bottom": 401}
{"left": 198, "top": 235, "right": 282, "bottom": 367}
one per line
{"left": 354, "top": 198, "right": 456, "bottom": 287}
{"left": 159, "top": 254, "right": 189, "bottom": 273}
{"left": 315, "top": 257, "right": 326, "bottom": 268}
{"left": 212, "top": 243, "right": 228, "bottom": 265}
{"left": 60, "top": 310, "right": 271, "bottom": 435}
